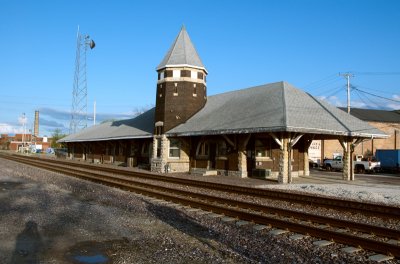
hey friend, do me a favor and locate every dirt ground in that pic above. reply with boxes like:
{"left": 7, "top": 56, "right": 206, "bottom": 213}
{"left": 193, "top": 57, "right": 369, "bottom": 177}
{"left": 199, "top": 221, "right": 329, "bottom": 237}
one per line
{"left": 0, "top": 160, "right": 250, "bottom": 264}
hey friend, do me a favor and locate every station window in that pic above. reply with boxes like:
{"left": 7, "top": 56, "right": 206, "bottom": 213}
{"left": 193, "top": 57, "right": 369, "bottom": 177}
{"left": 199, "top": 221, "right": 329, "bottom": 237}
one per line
{"left": 130, "top": 144, "right": 137, "bottom": 156}
{"left": 197, "top": 142, "right": 209, "bottom": 157}
{"left": 118, "top": 143, "right": 125, "bottom": 156}
{"left": 255, "top": 139, "right": 271, "bottom": 158}
{"left": 169, "top": 139, "right": 180, "bottom": 159}
{"left": 217, "top": 141, "right": 227, "bottom": 157}
{"left": 141, "top": 142, "right": 150, "bottom": 157}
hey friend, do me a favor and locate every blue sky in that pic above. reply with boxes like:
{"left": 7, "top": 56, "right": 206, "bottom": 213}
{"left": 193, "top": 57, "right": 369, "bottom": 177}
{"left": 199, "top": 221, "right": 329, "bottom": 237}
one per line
{"left": 1, "top": 0, "right": 399, "bottom": 136}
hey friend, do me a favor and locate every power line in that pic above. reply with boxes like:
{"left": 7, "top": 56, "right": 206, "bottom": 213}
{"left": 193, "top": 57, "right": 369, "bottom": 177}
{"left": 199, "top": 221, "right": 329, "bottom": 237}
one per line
{"left": 353, "top": 89, "right": 379, "bottom": 108}
{"left": 322, "top": 85, "right": 345, "bottom": 98}
{"left": 352, "top": 71, "right": 400, "bottom": 76}
{"left": 352, "top": 83, "right": 398, "bottom": 95}
{"left": 353, "top": 87, "right": 400, "bottom": 103}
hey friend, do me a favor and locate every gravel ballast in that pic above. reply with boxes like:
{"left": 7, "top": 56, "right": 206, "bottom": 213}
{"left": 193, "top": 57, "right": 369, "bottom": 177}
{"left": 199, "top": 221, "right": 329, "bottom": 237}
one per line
{"left": 1, "top": 158, "right": 399, "bottom": 263}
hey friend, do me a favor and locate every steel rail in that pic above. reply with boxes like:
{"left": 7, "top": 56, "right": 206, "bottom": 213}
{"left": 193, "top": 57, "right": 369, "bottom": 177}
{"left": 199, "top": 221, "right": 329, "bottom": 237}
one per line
{"left": 5, "top": 153, "right": 400, "bottom": 219}
{"left": 3, "top": 154, "right": 400, "bottom": 257}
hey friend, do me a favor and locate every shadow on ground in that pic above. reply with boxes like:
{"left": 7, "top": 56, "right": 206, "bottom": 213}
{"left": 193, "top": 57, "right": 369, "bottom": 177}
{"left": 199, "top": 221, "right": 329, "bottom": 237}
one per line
{"left": 11, "top": 221, "right": 44, "bottom": 264}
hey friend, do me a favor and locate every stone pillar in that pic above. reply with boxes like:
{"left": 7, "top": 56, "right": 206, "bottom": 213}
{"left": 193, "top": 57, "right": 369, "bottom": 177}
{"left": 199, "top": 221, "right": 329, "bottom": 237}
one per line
{"left": 237, "top": 147, "right": 248, "bottom": 178}
{"left": 151, "top": 135, "right": 169, "bottom": 173}
{"left": 304, "top": 150, "right": 310, "bottom": 176}
{"left": 278, "top": 138, "right": 289, "bottom": 184}
{"left": 342, "top": 141, "right": 352, "bottom": 181}
{"left": 237, "top": 134, "right": 251, "bottom": 178}
{"left": 303, "top": 138, "right": 313, "bottom": 177}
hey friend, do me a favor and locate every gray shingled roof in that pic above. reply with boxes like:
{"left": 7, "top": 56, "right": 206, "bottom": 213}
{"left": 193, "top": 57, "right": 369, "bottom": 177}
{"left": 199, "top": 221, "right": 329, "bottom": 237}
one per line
{"left": 60, "top": 81, "right": 387, "bottom": 143}
{"left": 167, "top": 82, "right": 387, "bottom": 138}
{"left": 338, "top": 107, "right": 400, "bottom": 123}
{"left": 157, "top": 26, "right": 206, "bottom": 71}
{"left": 59, "top": 108, "right": 154, "bottom": 142}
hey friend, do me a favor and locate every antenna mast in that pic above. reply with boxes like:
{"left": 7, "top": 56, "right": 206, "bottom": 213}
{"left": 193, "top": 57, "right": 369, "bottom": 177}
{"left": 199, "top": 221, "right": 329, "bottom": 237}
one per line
{"left": 69, "top": 26, "right": 95, "bottom": 134}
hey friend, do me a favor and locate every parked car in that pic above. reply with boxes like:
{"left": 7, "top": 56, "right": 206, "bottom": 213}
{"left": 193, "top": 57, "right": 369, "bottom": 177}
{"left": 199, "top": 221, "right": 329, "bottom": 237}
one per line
{"left": 323, "top": 156, "right": 380, "bottom": 173}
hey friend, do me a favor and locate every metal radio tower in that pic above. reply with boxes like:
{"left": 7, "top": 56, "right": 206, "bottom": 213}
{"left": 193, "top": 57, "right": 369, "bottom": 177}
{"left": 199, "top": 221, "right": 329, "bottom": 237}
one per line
{"left": 69, "top": 26, "right": 95, "bottom": 134}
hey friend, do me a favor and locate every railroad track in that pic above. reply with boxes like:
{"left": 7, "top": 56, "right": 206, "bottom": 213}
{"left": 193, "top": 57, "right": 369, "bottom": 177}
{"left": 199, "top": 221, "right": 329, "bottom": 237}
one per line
{"left": 3, "top": 153, "right": 399, "bottom": 219}
{"left": 1, "top": 153, "right": 400, "bottom": 258}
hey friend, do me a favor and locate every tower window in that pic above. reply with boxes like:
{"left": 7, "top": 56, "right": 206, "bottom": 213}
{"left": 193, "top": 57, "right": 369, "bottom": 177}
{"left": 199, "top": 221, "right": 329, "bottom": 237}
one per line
{"left": 174, "top": 83, "right": 178, "bottom": 96}
{"left": 173, "top": 70, "right": 181, "bottom": 78}
{"left": 191, "top": 70, "right": 197, "bottom": 79}
{"left": 193, "top": 85, "right": 197, "bottom": 97}
{"left": 159, "top": 71, "right": 165, "bottom": 80}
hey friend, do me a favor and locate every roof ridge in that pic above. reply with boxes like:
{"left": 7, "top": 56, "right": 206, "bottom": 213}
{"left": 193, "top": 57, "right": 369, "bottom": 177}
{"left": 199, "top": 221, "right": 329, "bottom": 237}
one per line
{"left": 182, "top": 26, "right": 187, "bottom": 65}
{"left": 161, "top": 31, "right": 181, "bottom": 69}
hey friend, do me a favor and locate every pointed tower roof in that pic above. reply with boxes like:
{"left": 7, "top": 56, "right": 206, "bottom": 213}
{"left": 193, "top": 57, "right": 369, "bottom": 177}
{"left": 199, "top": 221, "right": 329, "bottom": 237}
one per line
{"left": 157, "top": 26, "right": 206, "bottom": 72}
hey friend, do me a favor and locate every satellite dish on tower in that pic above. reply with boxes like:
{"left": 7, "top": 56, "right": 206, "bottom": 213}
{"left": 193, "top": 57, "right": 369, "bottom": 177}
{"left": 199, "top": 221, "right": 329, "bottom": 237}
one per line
{"left": 89, "top": 40, "right": 95, "bottom": 49}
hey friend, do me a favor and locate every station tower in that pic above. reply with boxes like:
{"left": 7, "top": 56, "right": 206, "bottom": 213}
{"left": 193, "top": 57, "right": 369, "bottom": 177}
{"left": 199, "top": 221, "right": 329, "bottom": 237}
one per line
{"left": 154, "top": 26, "right": 208, "bottom": 134}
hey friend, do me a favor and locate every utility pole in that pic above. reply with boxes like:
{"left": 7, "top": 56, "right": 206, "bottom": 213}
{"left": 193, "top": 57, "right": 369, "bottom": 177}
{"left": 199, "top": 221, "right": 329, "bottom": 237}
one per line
{"left": 339, "top": 72, "right": 355, "bottom": 114}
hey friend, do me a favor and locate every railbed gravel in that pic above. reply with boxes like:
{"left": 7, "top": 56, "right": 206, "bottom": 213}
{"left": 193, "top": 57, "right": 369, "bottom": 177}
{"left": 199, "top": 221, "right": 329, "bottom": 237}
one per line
{"left": 46, "top": 161, "right": 400, "bottom": 231}
{"left": 0, "top": 157, "right": 399, "bottom": 263}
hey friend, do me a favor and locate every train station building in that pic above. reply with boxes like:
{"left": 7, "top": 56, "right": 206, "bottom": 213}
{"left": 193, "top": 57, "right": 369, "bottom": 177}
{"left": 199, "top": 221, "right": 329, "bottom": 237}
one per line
{"left": 59, "top": 27, "right": 387, "bottom": 184}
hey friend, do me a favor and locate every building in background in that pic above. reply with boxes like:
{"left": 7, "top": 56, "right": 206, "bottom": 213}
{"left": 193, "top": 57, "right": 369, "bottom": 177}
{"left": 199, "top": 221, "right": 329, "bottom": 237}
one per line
{"left": 0, "top": 133, "right": 52, "bottom": 152}
{"left": 318, "top": 108, "right": 400, "bottom": 160}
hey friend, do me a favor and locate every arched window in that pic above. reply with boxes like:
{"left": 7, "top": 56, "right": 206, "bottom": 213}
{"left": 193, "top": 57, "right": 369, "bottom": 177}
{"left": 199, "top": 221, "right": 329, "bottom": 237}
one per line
{"left": 169, "top": 139, "right": 180, "bottom": 159}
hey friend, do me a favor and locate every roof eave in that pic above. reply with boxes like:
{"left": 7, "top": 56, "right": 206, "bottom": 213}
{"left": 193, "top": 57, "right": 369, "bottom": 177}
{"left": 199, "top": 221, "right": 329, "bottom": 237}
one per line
{"left": 156, "top": 64, "right": 208, "bottom": 74}
{"left": 167, "top": 126, "right": 388, "bottom": 138}
{"left": 59, "top": 134, "right": 154, "bottom": 143}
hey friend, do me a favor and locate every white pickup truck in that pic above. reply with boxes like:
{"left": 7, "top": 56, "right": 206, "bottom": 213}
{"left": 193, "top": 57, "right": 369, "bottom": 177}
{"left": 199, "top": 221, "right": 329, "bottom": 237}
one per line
{"left": 323, "top": 156, "right": 380, "bottom": 173}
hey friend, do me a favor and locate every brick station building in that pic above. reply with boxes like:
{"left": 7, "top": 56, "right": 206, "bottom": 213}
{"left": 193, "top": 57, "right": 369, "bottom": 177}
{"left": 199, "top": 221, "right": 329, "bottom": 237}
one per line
{"left": 59, "top": 27, "right": 387, "bottom": 183}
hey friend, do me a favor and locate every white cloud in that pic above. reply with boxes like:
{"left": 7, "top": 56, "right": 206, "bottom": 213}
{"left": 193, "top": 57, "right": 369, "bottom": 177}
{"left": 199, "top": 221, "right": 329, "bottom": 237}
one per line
{"left": 387, "top": 103, "right": 400, "bottom": 110}
{"left": 0, "top": 123, "right": 24, "bottom": 134}
{"left": 317, "top": 95, "right": 344, "bottom": 107}
{"left": 385, "top": 94, "right": 400, "bottom": 110}
{"left": 351, "top": 100, "right": 368, "bottom": 108}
